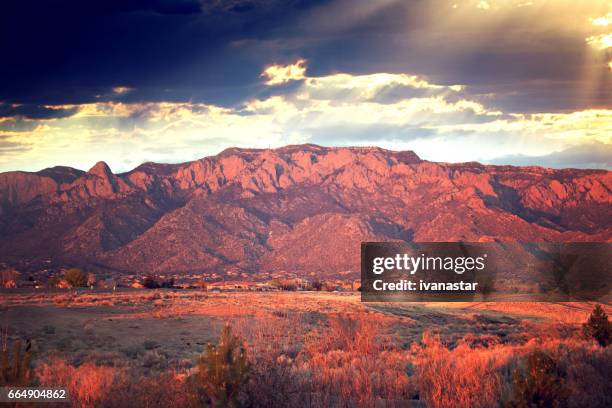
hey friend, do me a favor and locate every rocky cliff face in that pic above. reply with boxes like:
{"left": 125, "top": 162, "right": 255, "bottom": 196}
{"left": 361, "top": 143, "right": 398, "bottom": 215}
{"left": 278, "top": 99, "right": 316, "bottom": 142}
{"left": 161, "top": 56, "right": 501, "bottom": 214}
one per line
{"left": 0, "top": 144, "right": 610, "bottom": 276}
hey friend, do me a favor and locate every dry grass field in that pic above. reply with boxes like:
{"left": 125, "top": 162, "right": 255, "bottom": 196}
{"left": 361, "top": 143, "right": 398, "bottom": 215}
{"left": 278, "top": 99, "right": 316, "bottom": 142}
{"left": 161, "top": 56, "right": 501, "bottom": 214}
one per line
{"left": 1, "top": 290, "right": 611, "bottom": 407}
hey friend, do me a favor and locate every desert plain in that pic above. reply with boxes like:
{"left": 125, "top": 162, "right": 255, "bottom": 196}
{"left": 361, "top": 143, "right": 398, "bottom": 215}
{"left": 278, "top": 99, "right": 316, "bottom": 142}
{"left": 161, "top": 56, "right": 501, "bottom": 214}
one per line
{"left": 2, "top": 290, "right": 610, "bottom": 407}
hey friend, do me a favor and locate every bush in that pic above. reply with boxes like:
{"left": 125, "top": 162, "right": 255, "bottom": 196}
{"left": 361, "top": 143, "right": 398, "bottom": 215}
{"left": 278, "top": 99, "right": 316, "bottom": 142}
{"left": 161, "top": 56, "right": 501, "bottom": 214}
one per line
{"left": 0, "top": 339, "right": 33, "bottom": 386}
{"left": 64, "top": 268, "right": 87, "bottom": 287}
{"left": 143, "top": 275, "right": 174, "bottom": 289}
{"left": 279, "top": 283, "right": 297, "bottom": 291}
{"left": 582, "top": 305, "right": 611, "bottom": 347}
{"left": 143, "top": 275, "right": 161, "bottom": 289}
{"left": 143, "top": 340, "right": 158, "bottom": 350}
{"left": 37, "top": 358, "right": 125, "bottom": 408}
{"left": 563, "top": 343, "right": 612, "bottom": 408}
{"left": 191, "top": 324, "right": 250, "bottom": 407}
{"left": 414, "top": 332, "right": 503, "bottom": 408}
{"left": 47, "top": 276, "right": 60, "bottom": 288}
{"left": 246, "top": 355, "right": 302, "bottom": 408}
{"left": 311, "top": 279, "right": 323, "bottom": 291}
{"left": 512, "top": 350, "right": 567, "bottom": 408}
{"left": 109, "top": 371, "right": 190, "bottom": 408}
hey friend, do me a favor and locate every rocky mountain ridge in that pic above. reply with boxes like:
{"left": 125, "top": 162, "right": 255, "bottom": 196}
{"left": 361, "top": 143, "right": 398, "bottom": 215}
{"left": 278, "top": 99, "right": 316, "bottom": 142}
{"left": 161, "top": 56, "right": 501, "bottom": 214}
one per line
{"left": 0, "top": 144, "right": 610, "bottom": 276}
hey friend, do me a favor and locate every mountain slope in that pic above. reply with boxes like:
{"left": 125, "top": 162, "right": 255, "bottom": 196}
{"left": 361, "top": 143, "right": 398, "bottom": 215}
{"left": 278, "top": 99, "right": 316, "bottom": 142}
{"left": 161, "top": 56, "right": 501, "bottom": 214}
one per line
{"left": 0, "top": 144, "right": 610, "bottom": 276}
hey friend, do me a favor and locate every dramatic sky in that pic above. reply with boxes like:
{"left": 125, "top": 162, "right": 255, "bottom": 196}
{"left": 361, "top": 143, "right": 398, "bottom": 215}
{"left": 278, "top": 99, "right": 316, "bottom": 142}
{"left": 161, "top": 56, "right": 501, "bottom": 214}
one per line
{"left": 1, "top": 0, "right": 610, "bottom": 172}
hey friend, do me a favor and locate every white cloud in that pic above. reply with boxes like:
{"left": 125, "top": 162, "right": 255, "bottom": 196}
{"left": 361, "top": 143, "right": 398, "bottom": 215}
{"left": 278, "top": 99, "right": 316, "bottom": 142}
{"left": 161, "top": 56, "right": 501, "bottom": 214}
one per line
{"left": 1, "top": 60, "right": 610, "bottom": 172}
{"left": 261, "top": 59, "right": 307, "bottom": 85}
{"left": 586, "top": 33, "right": 612, "bottom": 50}
{"left": 112, "top": 86, "right": 132, "bottom": 95}
{"left": 591, "top": 13, "right": 612, "bottom": 27}
{"left": 476, "top": 1, "right": 491, "bottom": 10}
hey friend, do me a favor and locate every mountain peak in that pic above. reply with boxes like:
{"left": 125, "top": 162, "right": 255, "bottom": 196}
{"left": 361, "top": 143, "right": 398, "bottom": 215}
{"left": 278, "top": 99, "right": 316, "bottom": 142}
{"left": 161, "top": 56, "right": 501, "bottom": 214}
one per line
{"left": 88, "top": 161, "right": 114, "bottom": 178}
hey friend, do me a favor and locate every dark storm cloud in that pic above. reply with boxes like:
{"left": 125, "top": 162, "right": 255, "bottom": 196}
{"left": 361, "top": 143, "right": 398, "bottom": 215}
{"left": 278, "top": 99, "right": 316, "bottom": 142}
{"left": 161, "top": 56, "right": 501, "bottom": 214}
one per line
{"left": 0, "top": 0, "right": 328, "bottom": 107}
{"left": 0, "top": 0, "right": 609, "bottom": 113}
{"left": 0, "top": 104, "right": 79, "bottom": 120}
{"left": 486, "top": 143, "right": 612, "bottom": 170}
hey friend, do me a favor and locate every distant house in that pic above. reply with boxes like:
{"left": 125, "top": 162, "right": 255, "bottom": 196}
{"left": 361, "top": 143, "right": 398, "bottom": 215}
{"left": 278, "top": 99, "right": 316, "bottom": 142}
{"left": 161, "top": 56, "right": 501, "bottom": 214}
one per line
{"left": 254, "top": 283, "right": 275, "bottom": 291}
{"left": 99, "top": 278, "right": 117, "bottom": 290}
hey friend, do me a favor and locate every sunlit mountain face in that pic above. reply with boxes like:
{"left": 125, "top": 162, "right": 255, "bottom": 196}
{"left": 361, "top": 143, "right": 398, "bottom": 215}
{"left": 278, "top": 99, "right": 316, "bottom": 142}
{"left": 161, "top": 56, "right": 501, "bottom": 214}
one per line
{"left": 0, "top": 0, "right": 610, "bottom": 172}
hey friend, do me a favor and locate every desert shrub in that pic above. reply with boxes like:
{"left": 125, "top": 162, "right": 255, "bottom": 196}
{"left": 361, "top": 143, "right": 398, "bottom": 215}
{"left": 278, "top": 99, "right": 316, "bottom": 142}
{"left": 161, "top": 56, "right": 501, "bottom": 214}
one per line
{"left": 236, "top": 313, "right": 309, "bottom": 361}
{"left": 299, "top": 313, "right": 415, "bottom": 407}
{"left": 142, "top": 350, "right": 169, "bottom": 369}
{"left": 511, "top": 350, "right": 567, "bottom": 408}
{"left": 190, "top": 324, "right": 250, "bottom": 407}
{"left": 246, "top": 354, "right": 303, "bottom": 408}
{"left": 143, "top": 339, "right": 158, "bottom": 350}
{"left": 414, "top": 332, "right": 507, "bottom": 408}
{"left": 64, "top": 268, "right": 87, "bottom": 287}
{"left": 37, "top": 358, "right": 190, "bottom": 408}
{"left": 458, "top": 333, "right": 501, "bottom": 348}
{"left": 562, "top": 343, "right": 612, "bottom": 408}
{"left": 121, "top": 344, "right": 141, "bottom": 359}
{"left": 303, "top": 348, "right": 415, "bottom": 407}
{"left": 0, "top": 339, "right": 33, "bottom": 386}
{"left": 582, "top": 304, "right": 611, "bottom": 347}
{"left": 107, "top": 371, "right": 190, "bottom": 408}
{"left": 233, "top": 314, "right": 310, "bottom": 406}
{"left": 37, "top": 358, "right": 121, "bottom": 408}
{"left": 308, "top": 313, "right": 384, "bottom": 355}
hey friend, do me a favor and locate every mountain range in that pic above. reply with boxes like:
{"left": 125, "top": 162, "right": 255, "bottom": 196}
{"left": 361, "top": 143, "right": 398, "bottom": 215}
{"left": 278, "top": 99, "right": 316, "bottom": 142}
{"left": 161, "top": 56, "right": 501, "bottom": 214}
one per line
{"left": 0, "top": 144, "right": 610, "bottom": 277}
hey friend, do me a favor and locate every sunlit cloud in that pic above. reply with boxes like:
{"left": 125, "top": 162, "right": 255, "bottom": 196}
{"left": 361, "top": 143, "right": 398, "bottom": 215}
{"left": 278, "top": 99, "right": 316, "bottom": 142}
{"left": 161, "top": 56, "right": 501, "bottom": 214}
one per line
{"left": 591, "top": 13, "right": 612, "bottom": 27}
{"left": 476, "top": 1, "right": 491, "bottom": 11}
{"left": 261, "top": 59, "right": 307, "bottom": 85}
{"left": 1, "top": 59, "right": 610, "bottom": 172}
{"left": 586, "top": 33, "right": 612, "bottom": 50}
{"left": 112, "top": 86, "right": 133, "bottom": 95}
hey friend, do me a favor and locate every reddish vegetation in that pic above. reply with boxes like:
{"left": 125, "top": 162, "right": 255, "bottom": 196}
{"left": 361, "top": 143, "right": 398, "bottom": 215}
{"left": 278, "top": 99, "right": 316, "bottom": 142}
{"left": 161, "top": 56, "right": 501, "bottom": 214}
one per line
{"left": 2, "top": 291, "right": 610, "bottom": 407}
{"left": 28, "top": 308, "right": 612, "bottom": 408}
{"left": 1, "top": 144, "right": 610, "bottom": 276}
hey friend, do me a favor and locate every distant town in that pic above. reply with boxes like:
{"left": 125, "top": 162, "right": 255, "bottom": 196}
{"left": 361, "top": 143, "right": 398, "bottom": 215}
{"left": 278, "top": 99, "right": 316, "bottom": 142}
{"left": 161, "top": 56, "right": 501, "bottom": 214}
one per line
{"left": 0, "top": 262, "right": 360, "bottom": 292}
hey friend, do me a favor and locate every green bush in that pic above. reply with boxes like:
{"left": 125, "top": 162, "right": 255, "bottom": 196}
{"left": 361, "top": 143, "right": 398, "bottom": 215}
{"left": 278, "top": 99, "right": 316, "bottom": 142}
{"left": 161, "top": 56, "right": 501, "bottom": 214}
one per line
{"left": 512, "top": 350, "right": 567, "bottom": 408}
{"left": 64, "top": 268, "right": 87, "bottom": 287}
{"left": 191, "top": 325, "right": 250, "bottom": 407}
{"left": 583, "top": 304, "right": 611, "bottom": 347}
{"left": 0, "top": 339, "right": 33, "bottom": 386}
